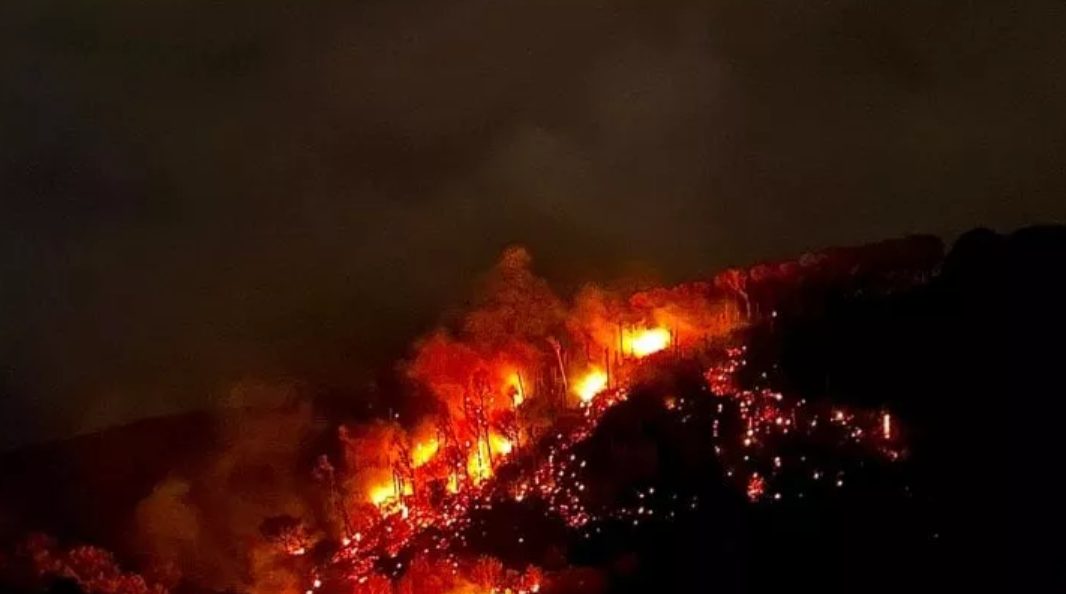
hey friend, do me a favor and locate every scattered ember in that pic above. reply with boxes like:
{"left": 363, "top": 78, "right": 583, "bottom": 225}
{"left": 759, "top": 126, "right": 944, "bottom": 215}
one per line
{"left": 747, "top": 473, "right": 766, "bottom": 501}
{"left": 294, "top": 339, "right": 905, "bottom": 594}
{"left": 7, "top": 245, "right": 931, "bottom": 594}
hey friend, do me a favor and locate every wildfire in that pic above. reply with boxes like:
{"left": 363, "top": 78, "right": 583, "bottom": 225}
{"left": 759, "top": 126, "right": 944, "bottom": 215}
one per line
{"left": 368, "top": 479, "right": 412, "bottom": 507}
{"left": 573, "top": 367, "right": 608, "bottom": 404}
{"left": 490, "top": 432, "right": 514, "bottom": 456}
{"left": 507, "top": 372, "right": 526, "bottom": 406}
{"left": 15, "top": 334, "right": 907, "bottom": 594}
{"left": 623, "top": 327, "right": 671, "bottom": 358}
{"left": 368, "top": 482, "right": 398, "bottom": 507}
{"left": 411, "top": 438, "right": 440, "bottom": 468}
{"left": 10, "top": 246, "right": 924, "bottom": 594}
{"left": 466, "top": 432, "right": 515, "bottom": 483}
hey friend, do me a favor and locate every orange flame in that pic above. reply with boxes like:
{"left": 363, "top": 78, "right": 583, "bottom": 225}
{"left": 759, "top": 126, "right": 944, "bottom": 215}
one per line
{"left": 506, "top": 372, "right": 526, "bottom": 406}
{"left": 411, "top": 438, "right": 440, "bottom": 468}
{"left": 368, "top": 482, "right": 398, "bottom": 506}
{"left": 623, "top": 327, "right": 671, "bottom": 358}
{"left": 489, "top": 432, "right": 513, "bottom": 456}
{"left": 573, "top": 367, "right": 608, "bottom": 404}
{"left": 466, "top": 432, "right": 514, "bottom": 484}
{"left": 368, "top": 475, "right": 412, "bottom": 506}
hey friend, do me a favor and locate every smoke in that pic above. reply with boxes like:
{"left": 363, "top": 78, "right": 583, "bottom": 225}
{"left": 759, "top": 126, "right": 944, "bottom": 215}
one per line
{"left": 28, "top": 237, "right": 938, "bottom": 593}
{"left": 127, "top": 247, "right": 630, "bottom": 594}
{"left": 338, "top": 420, "right": 408, "bottom": 512}
{"left": 245, "top": 543, "right": 305, "bottom": 594}
{"left": 132, "top": 381, "right": 323, "bottom": 592}
{"left": 88, "top": 235, "right": 759, "bottom": 594}
{"left": 461, "top": 246, "right": 567, "bottom": 347}
{"left": 5, "top": 0, "right": 1066, "bottom": 447}
{"left": 133, "top": 478, "right": 202, "bottom": 586}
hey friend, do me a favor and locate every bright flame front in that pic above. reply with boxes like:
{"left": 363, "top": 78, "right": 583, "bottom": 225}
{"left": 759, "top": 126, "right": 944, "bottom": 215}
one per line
{"left": 489, "top": 432, "right": 513, "bottom": 456}
{"left": 411, "top": 438, "right": 440, "bottom": 468}
{"left": 368, "top": 475, "right": 412, "bottom": 506}
{"left": 368, "top": 482, "right": 398, "bottom": 506}
{"left": 624, "top": 327, "right": 671, "bottom": 358}
{"left": 573, "top": 368, "right": 608, "bottom": 404}
{"left": 466, "top": 432, "right": 514, "bottom": 484}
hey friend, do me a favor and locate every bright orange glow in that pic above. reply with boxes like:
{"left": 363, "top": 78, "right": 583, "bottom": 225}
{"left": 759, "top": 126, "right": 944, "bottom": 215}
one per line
{"left": 465, "top": 432, "right": 514, "bottom": 484}
{"left": 467, "top": 448, "right": 491, "bottom": 484}
{"left": 368, "top": 482, "right": 398, "bottom": 506}
{"left": 444, "top": 584, "right": 493, "bottom": 594}
{"left": 506, "top": 372, "right": 526, "bottom": 406}
{"left": 573, "top": 368, "right": 608, "bottom": 403}
{"left": 368, "top": 477, "right": 412, "bottom": 506}
{"left": 623, "top": 327, "right": 671, "bottom": 358}
{"left": 489, "top": 432, "right": 513, "bottom": 456}
{"left": 411, "top": 438, "right": 440, "bottom": 468}
{"left": 27, "top": 247, "right": 916, "bottom": 594}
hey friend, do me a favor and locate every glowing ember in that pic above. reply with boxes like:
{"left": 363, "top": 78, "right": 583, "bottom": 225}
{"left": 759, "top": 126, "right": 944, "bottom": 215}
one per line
{"left": 747, "top": 473, "right": 766, "bottom": 501}
{"left": 8, "top": 245, "right": 926, "bottom": 594}
{"left": 623, "top": 327, "right": 671, "bottom": 358}
{"left": 573, "top": 367, "right": 608, "bottom": 403}
{"left": 313, "top": 340, "right": 902, "bottom": 594}
{"left": 369, "top": 482, "right": 399, "bottom": 506}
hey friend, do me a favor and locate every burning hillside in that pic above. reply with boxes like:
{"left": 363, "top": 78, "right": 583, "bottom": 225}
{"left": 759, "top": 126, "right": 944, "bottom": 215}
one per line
{"left": 1, "top": 241, "right": 940, "bottom": 594}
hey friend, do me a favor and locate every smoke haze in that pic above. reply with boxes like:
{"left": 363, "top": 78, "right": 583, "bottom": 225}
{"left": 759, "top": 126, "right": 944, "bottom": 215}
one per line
{"left": 3, "top": 0, "right": 1066, "bottom": 446}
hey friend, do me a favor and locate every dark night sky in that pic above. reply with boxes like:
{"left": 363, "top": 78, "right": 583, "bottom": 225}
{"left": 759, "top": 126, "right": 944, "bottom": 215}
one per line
{"left": 2, "top": 0, "right": 1065, "bottom": 447}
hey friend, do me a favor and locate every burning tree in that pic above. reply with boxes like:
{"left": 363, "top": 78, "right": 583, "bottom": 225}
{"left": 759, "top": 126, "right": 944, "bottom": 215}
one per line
{"left": 3, "top": 242, "right": 928, "bottom": 594}
{"left": 714, "top": 268, "right": 752, "bottom": 320}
